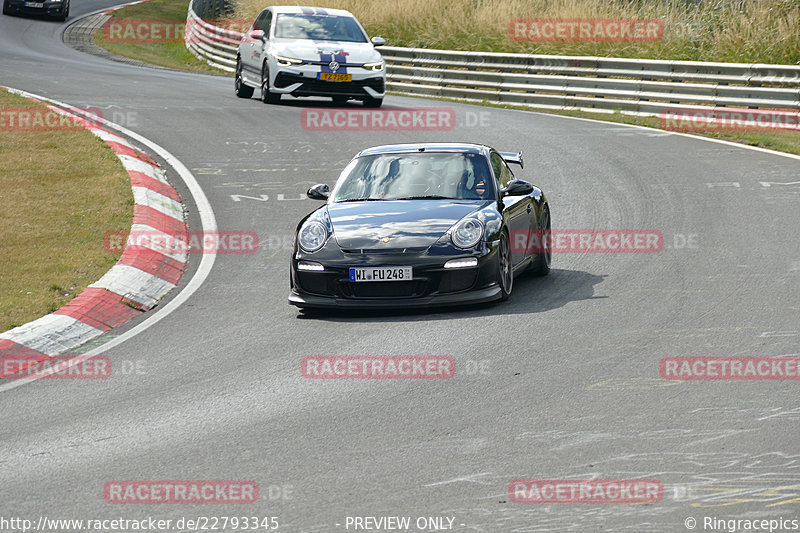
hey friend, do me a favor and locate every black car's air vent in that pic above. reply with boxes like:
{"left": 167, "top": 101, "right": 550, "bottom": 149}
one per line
{"left": 341, "top": 247, "right": 429, "bottom": 255}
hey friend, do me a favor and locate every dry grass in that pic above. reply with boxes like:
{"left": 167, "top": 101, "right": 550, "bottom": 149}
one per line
{"left": 0, "top": 90, "right": 133, "bottom": 332}
{"left": 231, "top": 0, "right": 800, "bottom": 64}
{"left": 93, "top": 0, "right": 227, "bottom": 75}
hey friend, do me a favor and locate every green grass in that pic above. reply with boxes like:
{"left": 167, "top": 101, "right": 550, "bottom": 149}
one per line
{"left": 0, "top": 90, "right": 133, "bottom": 332}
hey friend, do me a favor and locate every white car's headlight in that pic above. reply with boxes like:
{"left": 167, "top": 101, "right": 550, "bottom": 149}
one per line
{"left": 451, "top": 219, "right": 484, "bottom": 249}
{"left": 298, "top": 221, "right": 328, "bottom": 252}
{"left": 274, "top": 55, "right": 303, "bottom": 66}
{"left": 363, "top": 61, "right": 384, "bottom": 72}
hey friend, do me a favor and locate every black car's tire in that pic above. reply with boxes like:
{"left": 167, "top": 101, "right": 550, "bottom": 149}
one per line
{"left": 363, "top": 96, "right": 383, "bottom": 108}
{"left": 497, "top": 230, "right": 513, "bottom": 301}
{"left": 3, "top": 1, "right": 11, "bottom": 15}
{"left": 529, "top": 205, "right": 552, "bottom": 276}
{"left": 234, "top": 58, "right": 254, "bottom": 98}
{"left": 260, "top": 64, "right": 280, "bottom": 104}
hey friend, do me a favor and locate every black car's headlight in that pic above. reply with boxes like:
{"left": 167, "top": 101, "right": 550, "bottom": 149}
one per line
{"left": 450, "top": 219, "right": 484, "bottom": 249}
{"left": 298, "top": 221, "right": 328, "bottom": 253}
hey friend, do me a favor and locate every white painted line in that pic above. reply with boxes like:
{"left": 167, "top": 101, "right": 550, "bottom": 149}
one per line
{"left": 0, "top": 89, "right": 217, "bottom": 393}
{"left": 706, "top": 182, "right": 740, "bottom": 188}
{"left": 525, "top": 109, "right": 800, "bottom": 163}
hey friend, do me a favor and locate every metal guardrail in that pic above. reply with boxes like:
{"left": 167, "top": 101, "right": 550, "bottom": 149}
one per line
{"left": 185, "top": 5, "right": 800, "bottom": 115}
{"left": 185, "top": 0, "right": 239, "bottom": 72}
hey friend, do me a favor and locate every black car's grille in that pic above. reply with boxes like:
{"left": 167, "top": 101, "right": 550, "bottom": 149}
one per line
{"left": 342, "top": 280, "right": 426, "bottom": 299}
{"left": 274, "top": 73, "right": 384, "bottom": 95}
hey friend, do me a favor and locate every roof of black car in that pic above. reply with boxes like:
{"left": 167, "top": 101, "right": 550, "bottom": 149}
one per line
{"left": 355, "top": 143, "right": 489, "bottom": 157}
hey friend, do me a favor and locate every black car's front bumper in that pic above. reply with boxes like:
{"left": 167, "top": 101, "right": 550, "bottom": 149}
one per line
{"left": 4, "top": 0, "right": 65, "bottom": 16}
{"left": 288, "top": 246, "right": 503, "bottom": 309}
{"left": 289, "top": 285, "right": 501, "bottom": 309}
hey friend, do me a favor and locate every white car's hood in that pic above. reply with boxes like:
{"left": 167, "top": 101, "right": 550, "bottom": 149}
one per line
{"left": 272, "top": 40, "right": 382, "bottom": 65}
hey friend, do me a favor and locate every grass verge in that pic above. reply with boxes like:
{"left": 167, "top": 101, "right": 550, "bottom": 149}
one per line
{"left": 92, "top": 0, "right": 799, "bottom": 155}
{"left": 232, "top": 0, "right": 800, "bottom": 64}
{"left": 0, "top": 90, "right": 133, "bottom": 332}
{"left": 92, "top": 0, "right": 227, "bottom": 75}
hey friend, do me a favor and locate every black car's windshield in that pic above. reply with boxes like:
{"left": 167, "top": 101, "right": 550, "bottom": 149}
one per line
{"left": 274, "top": 14, "right": 368, "bottom": 42}
{"left": 331, "top": 152, "right": 494, "bottom": 202}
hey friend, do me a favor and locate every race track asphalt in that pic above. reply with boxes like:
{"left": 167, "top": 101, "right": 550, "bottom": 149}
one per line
{"left": 1, "top": 3, "right": 799, "bottom": 531}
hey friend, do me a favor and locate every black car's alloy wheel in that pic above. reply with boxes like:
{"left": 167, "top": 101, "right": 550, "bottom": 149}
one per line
{"left": 498, "top": 231, "right": 513, "bottom": 300}
{"left": 261, "top": 64, "right": 280, "bottom": 104}
{"left": 234, "top": 58, "right": 254, "bottom": 98}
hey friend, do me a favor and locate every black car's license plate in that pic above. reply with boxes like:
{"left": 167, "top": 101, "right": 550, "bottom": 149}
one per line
{"left": 349, "top": 266, "right": 412, "bottom": 282}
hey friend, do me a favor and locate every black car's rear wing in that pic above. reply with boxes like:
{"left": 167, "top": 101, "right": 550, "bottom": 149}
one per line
{"left": 499, "top": 151, "right": 524, "bottom": 169}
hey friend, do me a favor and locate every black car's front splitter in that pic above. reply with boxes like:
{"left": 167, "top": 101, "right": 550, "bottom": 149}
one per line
{"left": 288, "top": 285, "right": 502, "bottom": 310}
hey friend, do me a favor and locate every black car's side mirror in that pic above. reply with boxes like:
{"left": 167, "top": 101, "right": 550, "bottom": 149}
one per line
{"left": 307, "top": 184, "right": 330, "bottom": 200}
{"left": 501, "top": 179, "right": 534, "bottom": 197}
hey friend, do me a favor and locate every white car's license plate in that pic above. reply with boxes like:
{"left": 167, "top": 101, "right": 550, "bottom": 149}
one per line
{"left": 25, "top": 2, "right": 44, "bottom": 7}
{"left": 349, "top": 266, "right": 412, "bottom": 282}
{"left": 318, "top": 72, "right": 352, "bottom": 82}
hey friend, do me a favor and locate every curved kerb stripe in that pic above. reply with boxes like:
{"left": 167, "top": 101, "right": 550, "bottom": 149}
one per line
{"left": 0, "top": 90, "right": 188, "bottom": 378}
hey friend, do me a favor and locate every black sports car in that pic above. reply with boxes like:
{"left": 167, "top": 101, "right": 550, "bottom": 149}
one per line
{"left": 288, "top": 143, "right": 551, "bottom": 309}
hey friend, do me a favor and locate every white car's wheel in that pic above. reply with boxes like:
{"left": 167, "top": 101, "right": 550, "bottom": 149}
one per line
{"left": 260, "top": 64, "right": 280, "bottom": 104}
{"left": 234, "top": 58, "right": 254, "bottom": 99}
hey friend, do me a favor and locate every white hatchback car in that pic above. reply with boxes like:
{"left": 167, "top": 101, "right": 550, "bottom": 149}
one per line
{"left": 235, "top": 6, "right": 386, "bottom": 107}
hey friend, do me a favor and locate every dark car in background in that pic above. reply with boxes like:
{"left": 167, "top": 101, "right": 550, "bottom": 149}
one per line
{"left": 289, "top": 142, "right": 552, "bottom": 310}
{"left": 2, "top": 0, "right": 69, "bottom": 20}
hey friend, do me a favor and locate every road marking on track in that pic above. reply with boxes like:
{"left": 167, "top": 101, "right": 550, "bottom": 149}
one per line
{"left": 706, "top": 182, "right": 740, "bottom": 188}
{"left": 0, "top": 89, "right": 217, "bottom": 393}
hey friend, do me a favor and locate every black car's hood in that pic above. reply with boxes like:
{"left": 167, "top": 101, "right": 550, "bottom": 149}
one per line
{"left": 327, "top": 200, "right": 485, "bottom": 250}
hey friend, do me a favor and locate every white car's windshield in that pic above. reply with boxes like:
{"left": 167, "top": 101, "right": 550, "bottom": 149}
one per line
{"left": 331, "top": 153, "right": 493, "bottom": 202}
{"left": 274, "top": 14, "right": 368, "bottom": 43}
